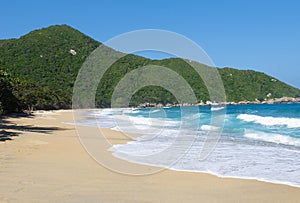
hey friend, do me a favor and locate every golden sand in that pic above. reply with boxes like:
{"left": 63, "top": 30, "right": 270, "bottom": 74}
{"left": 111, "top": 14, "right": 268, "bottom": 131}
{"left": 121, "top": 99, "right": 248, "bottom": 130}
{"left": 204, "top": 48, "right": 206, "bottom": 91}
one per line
{"left": 0, "top": 110, "right": 299, "bottom": 202}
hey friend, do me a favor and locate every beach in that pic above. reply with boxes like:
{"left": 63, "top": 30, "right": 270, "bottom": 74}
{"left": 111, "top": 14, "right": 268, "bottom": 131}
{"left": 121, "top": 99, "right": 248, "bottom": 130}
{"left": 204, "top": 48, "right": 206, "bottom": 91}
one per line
{"left": 1, "top": 110, "right": 300, "bottom": 202}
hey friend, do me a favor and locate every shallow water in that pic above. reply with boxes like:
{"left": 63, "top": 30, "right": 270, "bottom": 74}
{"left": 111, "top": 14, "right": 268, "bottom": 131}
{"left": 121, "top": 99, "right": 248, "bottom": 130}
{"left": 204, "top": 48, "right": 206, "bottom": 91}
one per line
{"left": 72, "top": 103, "right": 300, "bottom": 187}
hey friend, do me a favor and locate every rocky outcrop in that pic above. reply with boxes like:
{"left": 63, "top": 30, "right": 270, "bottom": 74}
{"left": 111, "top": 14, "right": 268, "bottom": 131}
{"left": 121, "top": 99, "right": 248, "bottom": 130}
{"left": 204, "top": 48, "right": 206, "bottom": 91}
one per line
{"left": 136, "top": 97, "right": 300, "bottom": 108}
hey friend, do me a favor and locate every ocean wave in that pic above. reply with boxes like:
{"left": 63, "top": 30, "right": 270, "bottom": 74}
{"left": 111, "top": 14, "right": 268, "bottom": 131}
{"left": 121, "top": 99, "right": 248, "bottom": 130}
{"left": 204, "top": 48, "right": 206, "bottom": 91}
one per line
{"left": 150, "top": 109, "right": 162, "bottom": 113}
{"left": 91, "top": 108, "right": 142, "bottom": 117}
{"left": 90, "top": 108, "right": 122, "bottom": 117}
{"left": 127, "top": 115, "right": 179, "bottom": 127}
{"left": 237, "top": 114, "right": 300, "bottom": 128}
{"left": 124, "top": 109, "right": 141, "bottom": 114}
{"left": 70, "top": 104, "right": 300, "bottom": 187}
{"left": 200, "top": 125, "right": 220, "bottom": 131}
{"left": 211, "top": 106, "right": 225, "bottom": 111}
{"left": 109, "top": 115, "right": 180, "bottom": 135}
{"left": 184, "top": 113, "right": 202, "bottom": 120}
{"left": 244, "top": 131, "right": 300, "bottom": 147}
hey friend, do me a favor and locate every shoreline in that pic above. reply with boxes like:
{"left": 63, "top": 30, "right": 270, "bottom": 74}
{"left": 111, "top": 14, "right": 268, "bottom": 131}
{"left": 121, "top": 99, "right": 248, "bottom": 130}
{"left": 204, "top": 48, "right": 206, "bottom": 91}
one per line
{"left": 136, "top": 96, "right": 300, "bottom": 108}
{"left": 3, "top": 98, "right": 298, "bottom": 118}
{"left": 1, "top": 110, "right": 300, "bottom": 202}
{"left": 111, "top": 152, "right": 300, "bottom": 189}
{"left": 173, "top": 168, "right": 300, "bottom": 189}
{"left": 74, "top": 107, "right": 300, "bottom": 188}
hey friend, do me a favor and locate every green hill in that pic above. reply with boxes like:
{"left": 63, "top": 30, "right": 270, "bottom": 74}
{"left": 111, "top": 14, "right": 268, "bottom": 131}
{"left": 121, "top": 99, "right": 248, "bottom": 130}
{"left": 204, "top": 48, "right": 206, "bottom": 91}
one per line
{"left": 0, "top": 24, "right": 299, "bottom": 114}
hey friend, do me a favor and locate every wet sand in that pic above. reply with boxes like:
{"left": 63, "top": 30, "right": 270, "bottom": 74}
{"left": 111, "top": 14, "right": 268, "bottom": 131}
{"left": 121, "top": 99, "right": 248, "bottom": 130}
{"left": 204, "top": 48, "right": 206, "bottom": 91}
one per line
{"left": 0, "top": 110, "right": 300, "bottom": 202}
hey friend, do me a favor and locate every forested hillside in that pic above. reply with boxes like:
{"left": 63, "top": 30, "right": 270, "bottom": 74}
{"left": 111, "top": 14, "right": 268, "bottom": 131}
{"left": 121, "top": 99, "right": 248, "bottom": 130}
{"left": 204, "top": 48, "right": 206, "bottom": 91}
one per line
{"left": 0, "top": 24, "right": 299, "bottom": 114}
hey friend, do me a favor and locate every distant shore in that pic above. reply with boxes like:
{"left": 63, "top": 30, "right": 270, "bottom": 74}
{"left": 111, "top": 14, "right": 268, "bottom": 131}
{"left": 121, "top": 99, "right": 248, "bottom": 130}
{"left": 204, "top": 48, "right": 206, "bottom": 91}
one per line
{"left": 1, "top": 110, "right": 300, "bottom": 202}
{"left": 136, "top": 96, "right": 300, "bottom": 108}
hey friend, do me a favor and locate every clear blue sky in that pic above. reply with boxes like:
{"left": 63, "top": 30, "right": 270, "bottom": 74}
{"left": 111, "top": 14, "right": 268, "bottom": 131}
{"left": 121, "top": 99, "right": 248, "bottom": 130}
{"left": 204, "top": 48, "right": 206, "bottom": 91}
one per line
{"left": 1, "top": 0, "right": 300, "bottom": 88}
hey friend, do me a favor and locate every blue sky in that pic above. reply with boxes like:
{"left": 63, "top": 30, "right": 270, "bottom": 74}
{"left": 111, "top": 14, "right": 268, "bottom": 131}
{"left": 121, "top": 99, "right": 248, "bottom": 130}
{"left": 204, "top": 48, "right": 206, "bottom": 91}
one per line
{"left": 1, "top": 0, "right": 300, "bottom": 88}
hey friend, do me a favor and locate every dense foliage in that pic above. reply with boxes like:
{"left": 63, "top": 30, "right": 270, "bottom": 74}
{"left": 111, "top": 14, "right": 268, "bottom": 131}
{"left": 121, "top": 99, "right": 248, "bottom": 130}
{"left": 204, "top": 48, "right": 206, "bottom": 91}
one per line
{"left": 0, "top": 70, "right": 18, "bottom": 115}
{"left": 0, "top": 70, "right": 65, "bottom": 115}
{"left": 219, "top": 68, "right": 300, "bottom": 102}
{"left": 0, "top": 24, "right": 299, "bottom": 113}
{"left": 0, "top": 24, "right": 100, "bottom": 111}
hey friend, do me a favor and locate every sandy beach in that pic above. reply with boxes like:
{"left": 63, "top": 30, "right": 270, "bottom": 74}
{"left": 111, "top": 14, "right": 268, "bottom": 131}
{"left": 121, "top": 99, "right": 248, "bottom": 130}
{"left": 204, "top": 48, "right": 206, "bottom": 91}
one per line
{"left": 1, "top": 110, "right": 300, "bottom": 202}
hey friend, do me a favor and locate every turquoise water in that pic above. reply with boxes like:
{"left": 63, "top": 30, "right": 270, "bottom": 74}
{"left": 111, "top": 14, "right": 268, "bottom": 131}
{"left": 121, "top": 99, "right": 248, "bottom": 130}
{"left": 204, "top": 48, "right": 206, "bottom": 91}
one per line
{"left": 74, "top": 103, "right": 300, "bottom": 187}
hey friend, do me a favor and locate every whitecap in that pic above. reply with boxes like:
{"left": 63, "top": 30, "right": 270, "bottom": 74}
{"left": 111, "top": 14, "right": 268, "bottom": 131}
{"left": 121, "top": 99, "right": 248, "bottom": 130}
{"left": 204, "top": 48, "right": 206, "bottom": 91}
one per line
{"left": 211, "top": 106, "right": 225, "bottom": 111}
{"left": 200, "top": 125, "right": 220, "bottom": 131}
{"left": 237, "top": 114, "right": 300, "bottom": 128}
{"left": 244, "top": 130, "right": 300, "bottom": 147}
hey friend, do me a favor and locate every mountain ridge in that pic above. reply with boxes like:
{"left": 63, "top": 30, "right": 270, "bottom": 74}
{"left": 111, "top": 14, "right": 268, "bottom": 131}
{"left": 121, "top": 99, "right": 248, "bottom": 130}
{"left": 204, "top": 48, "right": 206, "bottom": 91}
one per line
{"left": 0, "top": 24, "right": 299, "bottom": 114}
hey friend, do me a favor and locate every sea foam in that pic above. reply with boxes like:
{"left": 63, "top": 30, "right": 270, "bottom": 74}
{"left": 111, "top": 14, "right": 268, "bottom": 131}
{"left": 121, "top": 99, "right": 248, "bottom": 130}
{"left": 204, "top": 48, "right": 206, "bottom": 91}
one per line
{"left": 211, "top": 106, "right": 225, "bottom": 111}
{"left": 200, "top": 125, "right": 220, "bottom": 131}
{"left": 237, "top": 114, "right": 300, "bottom": 128}
{"left": 70, "top": 105, "right": 300, "bottom": 187}
{"left": 244, "top": 131, "right": 300, "bottom": 147}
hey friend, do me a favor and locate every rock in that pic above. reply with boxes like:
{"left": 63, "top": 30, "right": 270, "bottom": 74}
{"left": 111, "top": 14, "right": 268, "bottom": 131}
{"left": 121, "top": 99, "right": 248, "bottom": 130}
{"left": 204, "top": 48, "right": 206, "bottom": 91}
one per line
{"left": 238, "top": 100, "right": 250, "bottom": 105}
{"left": 136, "top": 96, "right": 300, "bottom": 108}
{"left": 69, "top": 49, "right": 77, "bottom": 55}
{"left": 206, "top": 101, "right": 212, "bottom": 105}
{"left": 156, "top": 103, "right": 164, "bottom": 108}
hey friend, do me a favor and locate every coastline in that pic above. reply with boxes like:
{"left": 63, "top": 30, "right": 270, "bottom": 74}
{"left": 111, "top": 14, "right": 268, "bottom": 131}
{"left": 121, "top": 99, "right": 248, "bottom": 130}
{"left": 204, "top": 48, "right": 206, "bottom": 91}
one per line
{"left": 1, "top": 110, "right": 300, "bottom": 202}
{"left": 136, "top": 96, "right": 300, "bottom": 108}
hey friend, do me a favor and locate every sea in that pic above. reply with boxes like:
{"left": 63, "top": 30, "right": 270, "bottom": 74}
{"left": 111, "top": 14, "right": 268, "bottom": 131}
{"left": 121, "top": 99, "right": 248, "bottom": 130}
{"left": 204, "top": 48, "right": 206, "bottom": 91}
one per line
{"left": 71, "top": 103, "right": 300, "bottom": 187}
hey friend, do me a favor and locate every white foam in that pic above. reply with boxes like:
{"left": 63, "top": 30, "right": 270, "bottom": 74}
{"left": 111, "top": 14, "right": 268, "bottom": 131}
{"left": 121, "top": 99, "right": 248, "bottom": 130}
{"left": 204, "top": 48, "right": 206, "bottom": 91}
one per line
{"left": 244, "top": 131, "right": 300, "bottom": 147}
{"left": 111, "top": 126, "right": 122, "bottom": 132}
{"left": 237, "top": 114, "right": 300, "bottom": 128}
{"left": 121, "top": 108, "right": 141, "bottom": 114}
{"left": 69, "top": 107, "right": 300, "bottom": 187}
{"left": 211, "top": 106, "right": 225, "bottom": 111}
{"left": 200, "top": 125, "right": 220, "bottom": 131}
{"left": 167, "top": 168, "right": 300, "bottom": 188}
{"left": 184, "top": 113, "right": 201, "bottom": 120}
{"left": 116, "top": 115, "right": 179, "bottom": 127}
{"left": 150, "top": 109, "right": 161, "bottom": 113}
{"left": 111, "top": 129, "right": 182, "bottom": 156}
{"left": 90, "top": 108, "right": 120, "bottom": 116}
{"left": 111, "top": 132, "right": 300, "bottom": 187}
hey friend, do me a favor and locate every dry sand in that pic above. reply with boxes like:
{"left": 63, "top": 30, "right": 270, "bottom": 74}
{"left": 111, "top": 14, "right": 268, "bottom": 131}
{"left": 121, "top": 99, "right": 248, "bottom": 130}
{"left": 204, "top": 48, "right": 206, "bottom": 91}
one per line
{"left": 0, "top": 110, "right": 300, "bottom": 202}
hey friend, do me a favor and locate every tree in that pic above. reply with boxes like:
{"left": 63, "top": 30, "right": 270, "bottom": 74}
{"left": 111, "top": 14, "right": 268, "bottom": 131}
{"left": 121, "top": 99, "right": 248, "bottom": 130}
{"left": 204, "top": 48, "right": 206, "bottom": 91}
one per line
{"left": 0, "top": 70, "right": 19, "bottom": 114}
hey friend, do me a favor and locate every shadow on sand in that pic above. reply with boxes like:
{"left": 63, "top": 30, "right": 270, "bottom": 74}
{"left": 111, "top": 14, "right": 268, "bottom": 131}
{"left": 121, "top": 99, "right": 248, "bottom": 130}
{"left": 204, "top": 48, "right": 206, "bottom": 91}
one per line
{"left": 0, "top": 113, "right": 65, "bottom": 142}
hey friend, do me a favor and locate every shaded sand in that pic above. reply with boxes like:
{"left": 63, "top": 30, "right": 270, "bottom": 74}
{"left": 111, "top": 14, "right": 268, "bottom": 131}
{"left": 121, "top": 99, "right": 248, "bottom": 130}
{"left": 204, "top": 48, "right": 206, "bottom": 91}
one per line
{"left": 1, "top": 110, "right": 300, "bottom": 202}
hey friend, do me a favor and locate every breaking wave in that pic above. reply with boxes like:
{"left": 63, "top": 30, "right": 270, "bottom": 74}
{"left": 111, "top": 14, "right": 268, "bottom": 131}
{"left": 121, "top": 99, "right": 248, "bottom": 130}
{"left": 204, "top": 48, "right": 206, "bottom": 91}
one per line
{"left": 237, "top": 114, "right": 300, "bottom": 128}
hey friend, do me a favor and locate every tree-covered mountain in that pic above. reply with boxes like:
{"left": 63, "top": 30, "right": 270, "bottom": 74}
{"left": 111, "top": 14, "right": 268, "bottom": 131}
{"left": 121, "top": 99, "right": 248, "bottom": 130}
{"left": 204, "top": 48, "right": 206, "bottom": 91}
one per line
{"left": 0, "top": 24, "right": 299, "bottom": 114}
{"left": 0, "top": 24, "right": 100, "bottom": 110}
